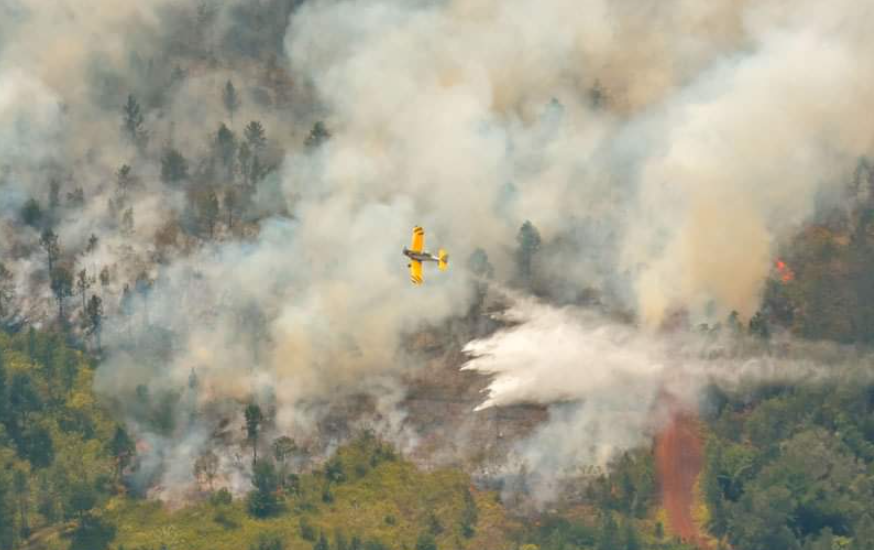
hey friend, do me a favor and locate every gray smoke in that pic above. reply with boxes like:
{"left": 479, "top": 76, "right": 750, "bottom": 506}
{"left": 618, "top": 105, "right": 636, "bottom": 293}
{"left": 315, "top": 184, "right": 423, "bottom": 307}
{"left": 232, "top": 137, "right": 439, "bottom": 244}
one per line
{"left": 1, "top": 0, "right": 873, "bottom": 504}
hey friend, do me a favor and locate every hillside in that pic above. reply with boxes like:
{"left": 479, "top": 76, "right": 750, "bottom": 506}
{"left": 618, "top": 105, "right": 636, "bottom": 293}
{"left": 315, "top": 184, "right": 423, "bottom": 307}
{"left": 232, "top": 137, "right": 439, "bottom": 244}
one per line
{"left": 4, "top": 1, "right": 874, "bottom": 550}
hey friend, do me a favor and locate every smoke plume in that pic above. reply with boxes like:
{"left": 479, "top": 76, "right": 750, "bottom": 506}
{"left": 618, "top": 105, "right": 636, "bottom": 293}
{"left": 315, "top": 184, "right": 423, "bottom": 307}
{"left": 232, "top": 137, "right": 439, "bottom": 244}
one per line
{"left": 462, "top": 290, "right": 864, "bottom": 503}
{"left": 1, "top": 0, "right": 874, "bottom": 504}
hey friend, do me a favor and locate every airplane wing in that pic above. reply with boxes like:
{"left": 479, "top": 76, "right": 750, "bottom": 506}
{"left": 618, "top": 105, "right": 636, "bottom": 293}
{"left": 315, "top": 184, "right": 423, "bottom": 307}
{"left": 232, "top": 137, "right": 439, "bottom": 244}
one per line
{"left": 409, "top": 260, "right": 423, "bottom": 285}
{"left": 410, "top": 226, "right": 424, "bottom": 253}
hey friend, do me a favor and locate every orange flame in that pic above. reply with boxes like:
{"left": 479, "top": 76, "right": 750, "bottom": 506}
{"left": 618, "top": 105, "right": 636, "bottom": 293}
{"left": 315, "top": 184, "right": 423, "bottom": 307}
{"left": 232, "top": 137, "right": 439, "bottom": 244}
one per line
{"left": 775, "top": 259, "right": 795, "bottom": 283}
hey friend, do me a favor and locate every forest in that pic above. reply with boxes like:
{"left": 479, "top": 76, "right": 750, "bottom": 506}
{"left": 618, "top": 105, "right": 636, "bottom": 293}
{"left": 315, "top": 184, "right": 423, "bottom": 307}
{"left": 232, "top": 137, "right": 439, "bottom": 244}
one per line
{"left": 3, "top": 0, "right": 874, "bottom": 549}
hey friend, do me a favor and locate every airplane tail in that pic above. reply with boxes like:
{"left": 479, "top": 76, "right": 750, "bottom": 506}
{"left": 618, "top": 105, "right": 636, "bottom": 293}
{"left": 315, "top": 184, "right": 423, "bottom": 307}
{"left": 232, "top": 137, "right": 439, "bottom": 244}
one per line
{"left": 438, "top": 249, "right": 449, "bottom": 271}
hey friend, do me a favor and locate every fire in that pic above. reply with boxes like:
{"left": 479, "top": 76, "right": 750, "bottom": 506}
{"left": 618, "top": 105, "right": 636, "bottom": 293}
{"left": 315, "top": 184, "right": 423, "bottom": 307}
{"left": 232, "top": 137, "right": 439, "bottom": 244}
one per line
{"left": 774, "top": 259, "right": 795, "bottom": 283}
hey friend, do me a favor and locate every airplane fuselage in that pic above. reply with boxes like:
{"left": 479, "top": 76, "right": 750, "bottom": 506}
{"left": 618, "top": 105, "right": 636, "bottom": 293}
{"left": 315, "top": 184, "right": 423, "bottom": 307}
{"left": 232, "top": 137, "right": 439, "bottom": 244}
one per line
{"left": 403, "top": 247, "right": 439, "bottom": 263}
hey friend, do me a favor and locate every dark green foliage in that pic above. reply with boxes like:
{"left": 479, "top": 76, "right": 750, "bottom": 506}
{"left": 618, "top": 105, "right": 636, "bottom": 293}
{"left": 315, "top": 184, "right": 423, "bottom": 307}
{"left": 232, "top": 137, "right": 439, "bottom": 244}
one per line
{"left": 224, "top": 187, "right": 241, "bottom": 227}
{"left": 284, "top": 473, "right": 301, "bottom": 495}
{"left": 75, "top": 269, "right": 92, "bottom": 313}
{"left": 367, "top": 439, "right": 396, "bottom": 467}
{"left": 245, "top": 403, "right": 264, "bottom": 464}
{"left": 192, "top": 188, "right": 220, "bottom": 237}
{"left": 325, "top": 458, "right": 346, "bottom": 483}
{"left": 726, "top": 310, "right": 743, "bottom": 335}
{"left": 39, "top": 229, "right": 59, "bottom": 273}
{"left": 596, "top": 512, "right": 618, "bottom": 550}
{"left": 245, "top": 121, "right": 267, "bottom": 151}
{"left": 460, "top": 488, "right": 478, "bottom": 538}
{"left": 49, "top": 179, "right": 61, "bottom": 211}
{"left": 748, "top": 311, "right": 770, "bottom": 339}
{"left": 210, "top": 488, "right": 233, "bottom": 507}
{"left": 854, "top": 514, "right": 874, "bottom": 550}
{"left": 305, "top": 121, "right": 331, "bottom": 149}
{"left": 523, "top": 518, "right": 599, "bottom": 550}
{"left": 703, "top": 439, "right": 728, "bottom": 536}
{"left": 314, "top": 532, "right": 329, "bottom": 550}
{"left": 50, "top": 267, "right": 74, "bottom": 321}
{"left": 223, "top": 80, "right": 240, "bottom": 119}
{"left": 20, "top": 425, "right": 54, "bottom": 467}
{"left": 216, "top": 123, "right": 238, "bottom": 176}
{"left": 703, "top": 382, "right": 874, "bottom": 550}
{"left": 87, "top": 295, "right": 104, "bottom": 349}
{"left": 321, "top": 483, "right": 334, "bottom": 503}
{"left": 621, "top": 520, "right": 640, "bottom": 550}
{"left": 109, "top": 426, "right": 135, "bottom": 480}
{"left": 248, "top": 459, "right": 281, "bottom": 518}
{"left": 70, "top": 515, "right": 116, "bottom": 550}
{"left": 466, "top": 248, "right": 494, "bottom": 279}
{"left": 300, "top": 517, "right": 316, "bottom": 541}
{"left": 249, "top": 154, "right": 267, "bottom": 184}
{"left": 220, "top": 1, "right": 296, "bottom": 59}
{"left": 427, "top": 512, "right": 443, "bottom": 535}
{"left": 116, "top": 165, "right": 135, "bottom": 196}
{"left": 515, "top": 220, "right": 541, "bottom": 285}
{"left": 415, "top": 532, "right": 437, "bottom": 550}
{"left": 0, "top": 351, "right": 6, "bottom": 423}
{"left": 10, "top": 372, "right": 41, "bottom": 422}
{"left": 122, "top": 95, "right": 147, "bottom": 150}
{"left": 273, "top": 436, "right": 297, "bottom": 464}
{"left": 160, "top": 148, "right": 189, "bottom": 185}
{"left": 335, "top": 529, "right": 349, "bottom": 550}
{"left": 587, "top": 450, "right": 655, "bottom": 518}
{"left": 21, "top": 198, "right": 43, "bottom": 227}
{"left": 69, "top": 481, "right": 98, "bottom": 522}
{"left": 0, "top": 473, "right": 14, "bottom": 550}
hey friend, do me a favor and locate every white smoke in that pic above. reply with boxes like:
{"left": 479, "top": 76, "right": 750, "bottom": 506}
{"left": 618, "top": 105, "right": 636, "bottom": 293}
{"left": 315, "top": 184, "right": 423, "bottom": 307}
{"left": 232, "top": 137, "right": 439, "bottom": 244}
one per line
{"left": 461, "top": 291, "right": 858, "bottom": 503}
{"left": 2, "top": 0, "right": 874, "bottom": 505}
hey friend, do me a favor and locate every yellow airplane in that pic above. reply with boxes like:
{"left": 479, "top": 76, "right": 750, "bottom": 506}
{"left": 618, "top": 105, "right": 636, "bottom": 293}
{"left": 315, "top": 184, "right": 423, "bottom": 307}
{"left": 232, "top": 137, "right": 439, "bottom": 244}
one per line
{"left": 403, "top": 226, "right": 448, "bottom": 285}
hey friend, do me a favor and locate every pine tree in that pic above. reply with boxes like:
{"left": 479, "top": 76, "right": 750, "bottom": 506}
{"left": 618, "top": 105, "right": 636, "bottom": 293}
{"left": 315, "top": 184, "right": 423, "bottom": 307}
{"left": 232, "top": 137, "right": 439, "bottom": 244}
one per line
{"left": 304, "top": 121, "right": 330, "bottom": 149}
{"left": 460, "top": 487, "right": 478, "bottom": 538}
{"left": 160, "top": 148, "right": 189, "bottom": 185}
{"left": 248, "top": 460, "right": 280, "bottom": 518}
{"left": 86, "top": 295, "right": 104, "bottom": 350}
{"left": 515, "top": 220, "right": 541, "bottom": 285}
{"left": 245, "top": 403, "right": 264, "bottom": 465}
{"left": 704, "top": 440, "right": 728, "bottom": 536}
{"left": 245, "top": 121, "right": 267, "bottom": 151}
{"left": 76, "top": 269, "right": 92, "bottom": 314}
{"left": 223, "top": 80, "right": 240, "bottom": 120}
{"left": 215, "top": 123, "right": 238, "bottom": 179}
{"left": 50, "top": 267, "right": 73, "bottom": 322}
{"left": 122, "top": 95, "right": 147, "bottom": 150}
{"left": 39, "top": 229, "right": 59, "bottom": 273}
{"left": 117, "top": 164, "right": 135, "bottom": 198}
{"left": 109, "top": 426, "right": 135, "bottom": 482}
